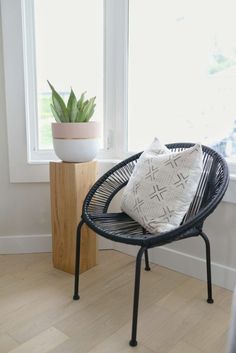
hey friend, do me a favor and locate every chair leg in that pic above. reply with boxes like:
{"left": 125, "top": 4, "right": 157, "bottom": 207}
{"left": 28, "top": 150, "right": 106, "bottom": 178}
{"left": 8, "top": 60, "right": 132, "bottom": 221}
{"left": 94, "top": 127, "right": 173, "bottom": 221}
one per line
{"left": 73, "top": 220, "right": 84, "bottom": 300}
{"left": 144, "top": 249, "right": 151, "bottom": 271}
{"left": 200, "top": 231, "right": 214, "bottom": 304}
{"left": 129, "top": 247, "right": 146, "bottom": 347}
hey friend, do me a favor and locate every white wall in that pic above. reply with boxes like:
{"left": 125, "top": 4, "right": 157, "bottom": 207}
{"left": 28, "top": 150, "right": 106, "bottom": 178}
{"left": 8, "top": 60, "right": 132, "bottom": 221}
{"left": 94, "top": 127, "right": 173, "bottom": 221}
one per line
{"left": 0, "top": 9, "right": 235, "bottom": 290}
{"left": 0, "top": 10, "right": 51, "bottom": 237}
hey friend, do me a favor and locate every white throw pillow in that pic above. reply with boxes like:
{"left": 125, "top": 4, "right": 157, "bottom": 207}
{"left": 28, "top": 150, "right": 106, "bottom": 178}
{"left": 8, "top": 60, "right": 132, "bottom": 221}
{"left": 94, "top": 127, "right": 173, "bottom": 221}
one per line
{"left": 121, "top": 139, "right": 203, "bottom": 234}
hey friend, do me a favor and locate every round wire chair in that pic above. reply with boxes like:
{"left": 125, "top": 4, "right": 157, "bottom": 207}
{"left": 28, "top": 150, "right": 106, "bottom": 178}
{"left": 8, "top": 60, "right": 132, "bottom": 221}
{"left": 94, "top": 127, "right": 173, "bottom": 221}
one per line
{"left": 73, "top": 143, "right": 229, "bottom": 347}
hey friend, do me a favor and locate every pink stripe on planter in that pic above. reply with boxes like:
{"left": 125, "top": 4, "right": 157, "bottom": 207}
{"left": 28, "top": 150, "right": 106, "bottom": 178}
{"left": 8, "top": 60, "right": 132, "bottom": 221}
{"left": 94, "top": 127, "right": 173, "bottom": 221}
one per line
{"left": 51, "top": 122, "right": 101, "bottom": 139}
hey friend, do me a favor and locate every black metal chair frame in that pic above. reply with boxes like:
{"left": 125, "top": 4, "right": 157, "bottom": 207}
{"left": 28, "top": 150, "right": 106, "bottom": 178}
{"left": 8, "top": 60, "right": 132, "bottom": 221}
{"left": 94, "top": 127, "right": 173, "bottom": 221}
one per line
{"left": 73, "top": 143, "right": 229, "bottom": 347}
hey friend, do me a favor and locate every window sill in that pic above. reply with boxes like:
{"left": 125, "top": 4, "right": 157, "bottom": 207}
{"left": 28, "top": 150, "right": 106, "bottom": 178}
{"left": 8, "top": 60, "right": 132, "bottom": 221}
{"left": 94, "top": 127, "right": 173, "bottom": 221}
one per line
{"left": 9, "top": 156, "right": 236, "bottom": 205}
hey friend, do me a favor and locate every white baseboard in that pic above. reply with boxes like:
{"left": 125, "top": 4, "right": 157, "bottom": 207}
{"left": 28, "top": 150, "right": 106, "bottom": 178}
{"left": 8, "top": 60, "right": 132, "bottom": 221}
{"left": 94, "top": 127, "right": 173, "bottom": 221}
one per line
{"left": 0, "top": 234, "right": 112, "bottom": 255}
{"left": 1, "top": 234, "right": 235, "bottom": 291}
{"left": 0, "top": 234, "right": 52, "bottom": 254}
{"left": 114, "top": 243, "right": 236, "bottom": 291}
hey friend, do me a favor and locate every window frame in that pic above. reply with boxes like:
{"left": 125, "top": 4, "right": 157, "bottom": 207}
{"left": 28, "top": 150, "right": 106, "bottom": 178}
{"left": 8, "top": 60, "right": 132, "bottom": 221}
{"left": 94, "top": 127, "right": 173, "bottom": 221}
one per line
{"left": 1, "top": 0, "right": 129, "bottom": 182}
{"left": 1, "top": 0, "right": 236, "bottom": 186}
{"left": 1, "top": 0, "right": 50, "bottom": 182}
{"left": 22, "top": 0, "right": 56, "bottom": 163}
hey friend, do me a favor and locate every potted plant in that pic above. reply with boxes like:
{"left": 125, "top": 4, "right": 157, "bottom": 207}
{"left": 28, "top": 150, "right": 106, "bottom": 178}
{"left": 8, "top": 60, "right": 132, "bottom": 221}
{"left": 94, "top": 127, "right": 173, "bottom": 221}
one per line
{"left": 48, "top": 81, "right": 100, "bottom": 163}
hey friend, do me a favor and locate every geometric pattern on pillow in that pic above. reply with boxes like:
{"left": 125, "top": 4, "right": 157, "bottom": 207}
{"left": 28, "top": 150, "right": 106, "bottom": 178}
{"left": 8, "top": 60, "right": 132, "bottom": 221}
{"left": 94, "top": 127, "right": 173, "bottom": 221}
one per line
{"left": 121, "top": 139, "right": 203, "bottom": 234}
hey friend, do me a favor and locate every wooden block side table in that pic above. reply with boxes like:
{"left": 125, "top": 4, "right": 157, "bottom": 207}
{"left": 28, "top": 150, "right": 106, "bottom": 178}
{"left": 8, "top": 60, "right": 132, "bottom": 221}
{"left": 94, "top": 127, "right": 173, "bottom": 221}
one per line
{"left": 50, "top": 161, "right": 97, "bottom": 274}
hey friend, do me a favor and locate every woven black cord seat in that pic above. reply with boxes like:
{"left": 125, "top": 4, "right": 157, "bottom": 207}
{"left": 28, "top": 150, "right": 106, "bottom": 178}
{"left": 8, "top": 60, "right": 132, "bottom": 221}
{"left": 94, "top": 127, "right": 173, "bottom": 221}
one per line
{"left": 73, "top": 143, "right": 229, "bottom": 347}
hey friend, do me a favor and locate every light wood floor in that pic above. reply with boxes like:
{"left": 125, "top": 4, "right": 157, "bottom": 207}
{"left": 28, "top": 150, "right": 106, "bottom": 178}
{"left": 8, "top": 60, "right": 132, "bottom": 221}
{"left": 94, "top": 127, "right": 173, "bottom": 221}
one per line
{"left": 0, "top": 250, "right": 233, "bottom": 353}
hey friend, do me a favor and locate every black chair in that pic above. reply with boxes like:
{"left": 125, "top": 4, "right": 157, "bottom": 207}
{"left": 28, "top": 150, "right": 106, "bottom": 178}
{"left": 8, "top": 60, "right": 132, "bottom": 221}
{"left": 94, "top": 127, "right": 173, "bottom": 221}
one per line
{"left": 73, "top": 143, "right": 229, "bottom": 347}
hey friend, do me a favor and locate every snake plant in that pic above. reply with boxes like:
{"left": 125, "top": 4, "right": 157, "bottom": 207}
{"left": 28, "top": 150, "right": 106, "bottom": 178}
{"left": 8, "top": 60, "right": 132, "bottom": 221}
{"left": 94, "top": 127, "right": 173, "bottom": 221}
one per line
{"left": 48, "top": 81, "right": 96, "bottom": 123}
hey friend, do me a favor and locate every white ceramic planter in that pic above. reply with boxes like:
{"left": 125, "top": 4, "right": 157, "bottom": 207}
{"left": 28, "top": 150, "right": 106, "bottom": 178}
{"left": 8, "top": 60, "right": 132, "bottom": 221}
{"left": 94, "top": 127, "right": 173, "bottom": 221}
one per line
{"left": 51, "top": 122, "right": 100, "bottom": 163}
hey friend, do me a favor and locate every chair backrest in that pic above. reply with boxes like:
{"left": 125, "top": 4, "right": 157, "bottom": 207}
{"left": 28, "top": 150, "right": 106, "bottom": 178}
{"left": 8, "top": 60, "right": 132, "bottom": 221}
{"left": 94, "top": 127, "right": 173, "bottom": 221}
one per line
{"left": 167, "top": 143, "right": 228, "bottom": 225}
{"left": 84, "top": 143, "right": 229, "bottom": 227}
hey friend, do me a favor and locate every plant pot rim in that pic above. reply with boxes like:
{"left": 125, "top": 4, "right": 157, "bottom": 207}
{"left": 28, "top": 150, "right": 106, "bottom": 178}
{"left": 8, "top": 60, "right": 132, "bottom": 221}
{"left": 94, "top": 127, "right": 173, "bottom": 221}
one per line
{"left": 51, "top": 121, "right": 101, "bottom": 139}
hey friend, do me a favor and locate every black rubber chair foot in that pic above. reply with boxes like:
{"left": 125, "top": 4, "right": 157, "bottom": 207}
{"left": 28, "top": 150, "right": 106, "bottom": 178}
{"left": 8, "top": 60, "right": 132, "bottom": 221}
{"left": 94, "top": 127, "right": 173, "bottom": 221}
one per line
{"left": 207, "top": 298, "right": 214, "bottom": 304}
{"left": 73, "top": 294, "right": 80, "bottom": 300}
{"left": 145, "top": 267, "right": 151, "bottom": 271}
{"left": 129, "top": 340, "right": 138, "bottom": 347}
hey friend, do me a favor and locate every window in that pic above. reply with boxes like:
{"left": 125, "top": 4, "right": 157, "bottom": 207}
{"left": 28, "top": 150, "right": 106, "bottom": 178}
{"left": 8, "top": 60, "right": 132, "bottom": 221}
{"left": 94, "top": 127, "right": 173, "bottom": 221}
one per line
{"left": 2, "top": 0, "right": 236, "bottom": 184}
{"left": 1, "top": 0, "right": 105, "bottom": 181}
{"left": 128, "top": 0, "right": 236, "bottom": 172}
{"left": 23, "top": 0, "right": 236, "bottom": 165}
{"left": 23, "top": 0, "right": 103, "bottom": 160}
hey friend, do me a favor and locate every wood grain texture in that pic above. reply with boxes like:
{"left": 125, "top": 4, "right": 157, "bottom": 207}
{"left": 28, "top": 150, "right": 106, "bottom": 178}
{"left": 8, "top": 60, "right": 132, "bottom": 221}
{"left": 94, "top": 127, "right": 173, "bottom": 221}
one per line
{"left": 50, "top": 161, "right": 97, "bottom": 274}
{"left": 8, "top": 327, "right": 68, "bottom": 353}
{"left": 0, "top": 333, "right": 18, "bottom": 353}
{"left": 0, "top": 251, "right": 232, "bottom": 353}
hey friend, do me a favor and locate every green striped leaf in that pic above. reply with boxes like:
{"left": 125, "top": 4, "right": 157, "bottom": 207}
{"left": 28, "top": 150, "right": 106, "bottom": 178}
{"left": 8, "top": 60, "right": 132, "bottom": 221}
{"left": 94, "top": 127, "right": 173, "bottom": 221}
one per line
{"left": 67, "top": 89, "right": 78, "bottom": 122}
{"left": 48, "top": 80, "right": 69, "bottom": 122}
{"left": 48, "top": 82, "right": 96, "bottom": 123}
{"left": 77, "top": 92, "right": 86, "bottom": 110}
{"left": 50, "top": 104, "right": 61, "bottom": 122}
{"left": 83, "top": 97, "right": 96, "bottom": 122}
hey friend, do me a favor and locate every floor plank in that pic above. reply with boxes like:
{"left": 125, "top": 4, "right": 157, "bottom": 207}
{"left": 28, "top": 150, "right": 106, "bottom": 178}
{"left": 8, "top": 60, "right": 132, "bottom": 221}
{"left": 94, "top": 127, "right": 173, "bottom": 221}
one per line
{"left": 7, "top": 327, "right": 68, "bottom": 353}
{"left": 0, "top": 333, "right": 18, "bottom": 353}
{"left": 0, "top": 250, "right": 232, "bottom": 353}
{"left": 166, "top": 340, "right": 204, "bottom": 353}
